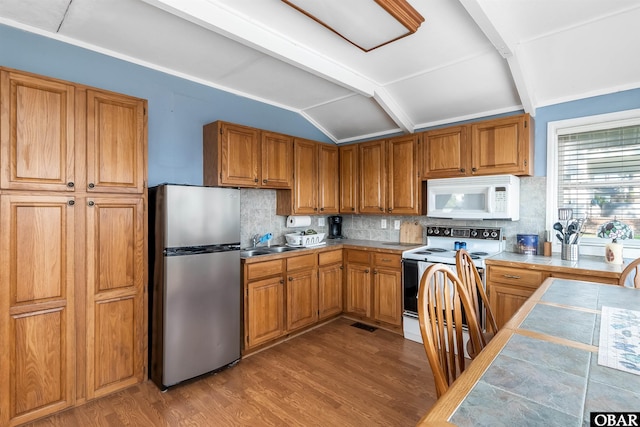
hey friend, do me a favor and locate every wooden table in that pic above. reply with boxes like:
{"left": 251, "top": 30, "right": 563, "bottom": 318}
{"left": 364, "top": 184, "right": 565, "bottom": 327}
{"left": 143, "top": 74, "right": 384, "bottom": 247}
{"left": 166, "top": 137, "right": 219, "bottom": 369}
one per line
{"left": 417, "top": 277, "right": 640, "bottom": 426}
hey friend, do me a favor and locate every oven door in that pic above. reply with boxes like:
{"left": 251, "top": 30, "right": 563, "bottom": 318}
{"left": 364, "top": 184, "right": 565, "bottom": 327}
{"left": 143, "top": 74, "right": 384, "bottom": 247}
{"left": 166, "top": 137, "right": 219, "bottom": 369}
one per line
{"left": 402, "top": 259, "right": 485, "bottom": 328}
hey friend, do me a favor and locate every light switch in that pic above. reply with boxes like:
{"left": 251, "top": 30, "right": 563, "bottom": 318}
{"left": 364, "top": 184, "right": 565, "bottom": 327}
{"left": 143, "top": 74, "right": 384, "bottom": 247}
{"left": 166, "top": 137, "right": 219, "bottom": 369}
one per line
{"left": 394, "top": 220, "right": 401, "bottom": 230}
{"left": 318, "top": 217, "right": 325, "bottom": 226}
{"left": 381, "top": 219, "right": 387, "bottom": 229}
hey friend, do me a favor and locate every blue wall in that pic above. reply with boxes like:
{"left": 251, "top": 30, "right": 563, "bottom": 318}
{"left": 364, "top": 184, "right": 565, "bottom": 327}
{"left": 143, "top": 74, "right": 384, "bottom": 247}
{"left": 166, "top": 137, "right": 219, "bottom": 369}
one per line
{"left": 0, "top": 24, "right": 330, "bottom": 186}
{"left": 2, "top": 24, "right": 640, "bottom": 182}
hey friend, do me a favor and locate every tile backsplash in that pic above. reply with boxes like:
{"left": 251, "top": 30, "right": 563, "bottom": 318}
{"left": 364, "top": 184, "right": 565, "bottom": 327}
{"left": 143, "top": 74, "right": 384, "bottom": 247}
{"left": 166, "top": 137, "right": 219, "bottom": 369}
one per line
{"left": 240, "top": 176, "right": 547, "bottom": 252}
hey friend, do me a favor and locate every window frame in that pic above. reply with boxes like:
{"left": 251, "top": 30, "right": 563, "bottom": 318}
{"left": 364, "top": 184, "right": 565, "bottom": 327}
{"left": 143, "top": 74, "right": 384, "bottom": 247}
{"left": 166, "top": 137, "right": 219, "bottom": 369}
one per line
{"left": 546, "top": 108, "right": 640, "bottom": 258}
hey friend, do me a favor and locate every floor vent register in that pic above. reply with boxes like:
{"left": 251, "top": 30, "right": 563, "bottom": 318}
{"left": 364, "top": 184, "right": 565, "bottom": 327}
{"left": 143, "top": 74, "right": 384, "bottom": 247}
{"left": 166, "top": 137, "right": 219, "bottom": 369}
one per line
{"left": 351, "top": 322, "right": 378, "bottom": 332}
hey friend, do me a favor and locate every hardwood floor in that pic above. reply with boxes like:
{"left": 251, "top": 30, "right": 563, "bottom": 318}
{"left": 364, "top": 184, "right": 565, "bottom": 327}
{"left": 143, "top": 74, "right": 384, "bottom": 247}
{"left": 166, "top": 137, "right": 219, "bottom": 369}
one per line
{"left": 25, "top": 318, "right": 436, "bottom": 426}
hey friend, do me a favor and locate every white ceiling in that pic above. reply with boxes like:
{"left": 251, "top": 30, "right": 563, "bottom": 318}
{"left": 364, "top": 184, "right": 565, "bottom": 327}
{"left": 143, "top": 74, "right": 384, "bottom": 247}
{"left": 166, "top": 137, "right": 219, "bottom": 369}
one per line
{"left": 1, "top": 0, "right": 639, "bottom": 143}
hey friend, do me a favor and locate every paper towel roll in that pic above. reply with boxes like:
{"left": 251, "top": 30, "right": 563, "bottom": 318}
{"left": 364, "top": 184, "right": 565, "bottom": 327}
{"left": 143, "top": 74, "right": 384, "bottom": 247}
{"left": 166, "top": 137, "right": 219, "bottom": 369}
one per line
{"left": 286, "top": 215, "right": 312, "bottom": 228}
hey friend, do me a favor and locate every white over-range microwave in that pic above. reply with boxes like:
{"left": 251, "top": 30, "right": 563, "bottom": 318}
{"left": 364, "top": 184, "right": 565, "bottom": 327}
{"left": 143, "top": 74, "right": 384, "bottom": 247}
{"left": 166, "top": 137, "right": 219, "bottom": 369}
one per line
{"left": 426, "top": 174, "right": 520, "bottom": 221}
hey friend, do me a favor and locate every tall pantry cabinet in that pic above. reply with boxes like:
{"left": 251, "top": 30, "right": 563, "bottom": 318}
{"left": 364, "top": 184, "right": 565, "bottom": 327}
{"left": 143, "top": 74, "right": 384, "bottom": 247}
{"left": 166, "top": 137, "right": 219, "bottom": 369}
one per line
{"left": 0, "top": 67, "right": 147, "bottom": 426}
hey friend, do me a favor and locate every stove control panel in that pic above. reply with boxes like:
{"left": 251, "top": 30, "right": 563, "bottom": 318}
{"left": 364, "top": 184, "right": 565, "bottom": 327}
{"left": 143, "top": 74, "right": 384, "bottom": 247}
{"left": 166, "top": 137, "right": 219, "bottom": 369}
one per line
{"left": 426, "top": 226, "right": 502, "bottom": 241}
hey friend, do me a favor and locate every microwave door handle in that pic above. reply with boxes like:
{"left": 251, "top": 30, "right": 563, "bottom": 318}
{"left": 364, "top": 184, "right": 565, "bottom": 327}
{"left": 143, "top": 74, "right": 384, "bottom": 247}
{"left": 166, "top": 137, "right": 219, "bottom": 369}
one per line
{"left": 487, "top": 187, "right": 495, "bottom": 213}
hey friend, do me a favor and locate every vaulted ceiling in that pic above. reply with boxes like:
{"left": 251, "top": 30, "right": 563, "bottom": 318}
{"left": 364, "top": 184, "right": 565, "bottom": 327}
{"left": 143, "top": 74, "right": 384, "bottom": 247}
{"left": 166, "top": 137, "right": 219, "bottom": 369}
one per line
{"left": 1, "top": 0, "right": 639, "bottom": 143}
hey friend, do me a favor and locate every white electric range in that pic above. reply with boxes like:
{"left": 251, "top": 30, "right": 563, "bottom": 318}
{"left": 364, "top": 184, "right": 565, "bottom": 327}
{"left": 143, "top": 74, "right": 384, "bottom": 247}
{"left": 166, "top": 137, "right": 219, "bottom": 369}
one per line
{"left": 401, "top": 226, "right": 504, "bottom": 353}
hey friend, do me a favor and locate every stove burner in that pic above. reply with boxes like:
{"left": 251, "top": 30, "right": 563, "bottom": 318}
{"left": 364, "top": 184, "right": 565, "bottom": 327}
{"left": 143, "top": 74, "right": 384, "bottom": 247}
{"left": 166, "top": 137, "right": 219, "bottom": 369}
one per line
{"left": 414, "top": 251, "right": 433, "bottom": 255}
{"left": 470, "top": 251, "right": 488, "bottom": 256}
{"left": 426, "top": 248, "right": 448, "bottom": 252}
{"left": 452, "top": 253, "right": 480, "bottom": 259}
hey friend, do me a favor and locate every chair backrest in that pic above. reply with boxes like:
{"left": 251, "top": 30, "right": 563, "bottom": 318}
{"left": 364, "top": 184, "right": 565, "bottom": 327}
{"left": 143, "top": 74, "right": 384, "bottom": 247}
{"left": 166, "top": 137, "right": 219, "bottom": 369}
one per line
{"left": 417, "top": 263, "right": 484, "bottom": 398}
{"left": 619, "top": 257, "right": 640, "bottom": 288}
{"left": 456, "top": 249, "right": 499, "bottom": 334}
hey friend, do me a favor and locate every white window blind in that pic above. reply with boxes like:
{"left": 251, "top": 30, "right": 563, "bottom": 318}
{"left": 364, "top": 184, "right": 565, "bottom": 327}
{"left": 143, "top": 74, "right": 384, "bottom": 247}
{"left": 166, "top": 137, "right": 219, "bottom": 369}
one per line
{"left": 557, "top": 125, "right": 640, "bottom": 239}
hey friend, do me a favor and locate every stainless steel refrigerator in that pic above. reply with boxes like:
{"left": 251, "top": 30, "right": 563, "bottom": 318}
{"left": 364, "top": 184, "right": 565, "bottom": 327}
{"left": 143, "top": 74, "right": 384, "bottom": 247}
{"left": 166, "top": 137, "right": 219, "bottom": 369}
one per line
{"left": 148, "top": 184, "right": 241, "bottom": 390}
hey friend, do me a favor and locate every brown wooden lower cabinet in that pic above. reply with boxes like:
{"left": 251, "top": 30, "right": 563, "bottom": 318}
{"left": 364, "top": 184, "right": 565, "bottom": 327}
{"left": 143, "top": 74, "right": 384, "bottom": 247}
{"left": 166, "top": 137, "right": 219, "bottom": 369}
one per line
{"left": 243, "top": 249, "right": 343, "bottom": 353}
{"left": 343, "top": 249, "right": 402, "bottom": 330}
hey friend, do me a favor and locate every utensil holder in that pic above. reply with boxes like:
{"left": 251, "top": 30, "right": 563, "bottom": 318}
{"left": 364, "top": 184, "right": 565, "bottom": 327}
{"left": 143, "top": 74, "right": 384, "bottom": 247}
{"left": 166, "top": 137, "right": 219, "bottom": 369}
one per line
{"left": 561, "top": 243, "right": 579, "bottom": 261}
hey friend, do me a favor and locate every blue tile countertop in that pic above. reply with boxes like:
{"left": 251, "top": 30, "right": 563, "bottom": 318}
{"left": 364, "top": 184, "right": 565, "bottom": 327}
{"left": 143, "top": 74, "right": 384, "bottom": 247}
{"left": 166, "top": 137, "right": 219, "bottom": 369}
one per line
{"left": 419, "top": 278, "right": 640, "bottom": 427}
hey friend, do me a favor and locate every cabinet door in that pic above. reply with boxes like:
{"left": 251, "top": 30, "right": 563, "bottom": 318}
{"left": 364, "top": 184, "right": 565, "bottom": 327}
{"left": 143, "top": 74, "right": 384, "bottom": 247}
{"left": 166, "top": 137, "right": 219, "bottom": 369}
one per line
{"left": 470, "top": 114, "right": 532, "bottom": 176}
{"left": 292, "top": 139, "right": 318, "bottom": 214}
{"left": 246, "top": 276, "right": 285, "bottom": 348}
{"left": 345, "top": 263, "right": 371, "bottom": 317}
{"left": 217, "top": 123, "right": 261, "bottom": 187}
{"left": 421, "top": 126, "right": 469, "bottom": 178}
{"left": 0, "top": 194, "right": 75, "bottom": 426}
{"left": 339, "top": 145, "right": 358, "bottom": 213}
{"left": 85, "top": 90, "right": 146, "bottom": 193}
{"left": 286, "top": 268, "right": 318, "bottom": 331}
{"left": 387, "top": 135, "right": 419, "bottom": 215}
{"left": 0, "top": 70, "right": 75, "bottom": 191}
{"left": 318, "top": 263, "right": 343, "bottom": 320}
{"left": 317, "top": 143, "right": 339, "bottom": 214}
{"left": 373, "top": 267, "right": 402, "bottom": 326}
{"left": 85, "top": 196, "right": 145, "bottom": 400}
{"left": 261, "top": 132, "right": 293, "bottom": 188}
{"left": 359, "top": 140, "right": 386, "bottom": 214}
{"left": 487, "top": 282, "right": 535, "bottom": 329}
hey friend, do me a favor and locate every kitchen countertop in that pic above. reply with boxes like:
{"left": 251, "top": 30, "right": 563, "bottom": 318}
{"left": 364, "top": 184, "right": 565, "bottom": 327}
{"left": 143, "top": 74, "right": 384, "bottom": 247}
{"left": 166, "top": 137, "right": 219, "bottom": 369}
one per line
{"left": 485, "top": 251, "right": 629, "bottom": 278}
{"left": 240, "top": 239, "right": 424, "bottom": 263}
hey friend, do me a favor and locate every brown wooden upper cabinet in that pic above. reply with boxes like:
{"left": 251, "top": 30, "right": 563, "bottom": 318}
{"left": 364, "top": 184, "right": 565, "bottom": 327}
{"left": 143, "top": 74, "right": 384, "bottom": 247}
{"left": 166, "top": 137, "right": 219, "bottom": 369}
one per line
{"left": 0, "top": 69, "right": 147, "bottom": 193}
{"left": 359, "top": 135, "right": 420, "bottom": 215}
{"left": 339, "top": 144, "right": 359, "bottom": 214}
{"left": 277, "top": 139, "right": 339, "bottom": 215}
{"left": 421, "top": 113, "right": 533, "bottom": 179}
{"left": 203, "top": 121, "right": 293, "bottom": 189}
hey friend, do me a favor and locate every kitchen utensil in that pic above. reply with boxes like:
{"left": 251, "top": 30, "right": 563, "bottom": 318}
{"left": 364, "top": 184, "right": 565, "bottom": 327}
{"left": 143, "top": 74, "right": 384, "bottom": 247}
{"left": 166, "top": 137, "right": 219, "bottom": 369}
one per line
{"left": 553, "top": 222, "right": 564, "bottom": 238}
{"left": 565, "top": 221, "right": 578, "bottom": 243}
{"left": 558, "top": 208, "right": 573, "bottom": 221}
{"left": 556, "top": 232, "right": 564, "bottom": 243}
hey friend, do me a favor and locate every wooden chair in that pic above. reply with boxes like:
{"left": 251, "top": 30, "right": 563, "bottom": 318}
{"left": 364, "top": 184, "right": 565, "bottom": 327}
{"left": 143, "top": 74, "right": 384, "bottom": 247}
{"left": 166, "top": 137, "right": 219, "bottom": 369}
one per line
{"left": 456, "top": 249, "right": 499, "bottom": 336}
{"left": 417, "top": 263, "right": 484, "bottom": 398}
{"left": 619, "top": 257, "right": 640, "bottom": 288}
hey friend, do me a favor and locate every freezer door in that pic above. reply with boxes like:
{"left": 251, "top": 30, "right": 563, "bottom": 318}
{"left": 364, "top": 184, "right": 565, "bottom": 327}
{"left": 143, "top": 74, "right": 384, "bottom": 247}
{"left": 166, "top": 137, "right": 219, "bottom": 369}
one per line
{"left": 162, "top": 250, "right": 241, "bottom": 386}
{"left": 161, "top": 185, "right": 240, "bottom": 248}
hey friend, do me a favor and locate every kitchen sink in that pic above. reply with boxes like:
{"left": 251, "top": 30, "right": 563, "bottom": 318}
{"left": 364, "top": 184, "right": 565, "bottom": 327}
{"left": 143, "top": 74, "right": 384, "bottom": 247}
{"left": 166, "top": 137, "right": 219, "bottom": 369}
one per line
{"left": 240, "top": 245, "right": 301, "bottom": 257}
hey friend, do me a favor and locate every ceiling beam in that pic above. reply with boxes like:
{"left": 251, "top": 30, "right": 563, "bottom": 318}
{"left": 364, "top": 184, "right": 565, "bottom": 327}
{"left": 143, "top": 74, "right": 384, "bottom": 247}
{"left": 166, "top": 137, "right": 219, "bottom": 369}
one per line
{"left": 140, "top": 0, "right": 413, "bottom": 135}
{"left": 458, "top": 0, "right": 535, "bottom": 114}
{"left": 140, "top": 0, "right": 377, "bottom": 96}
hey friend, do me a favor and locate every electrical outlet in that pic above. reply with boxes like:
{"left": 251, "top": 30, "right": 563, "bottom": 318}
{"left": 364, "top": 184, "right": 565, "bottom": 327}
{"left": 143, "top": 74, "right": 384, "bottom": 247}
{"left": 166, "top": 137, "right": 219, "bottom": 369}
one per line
{"left": 394, "top": 220, "right": 401, "bottom": 230}
{"left": 381, "top": 219, "right": 387, "bottom": 229}
{"left": 318, "top": 217, "right": 325, "bottom": 226}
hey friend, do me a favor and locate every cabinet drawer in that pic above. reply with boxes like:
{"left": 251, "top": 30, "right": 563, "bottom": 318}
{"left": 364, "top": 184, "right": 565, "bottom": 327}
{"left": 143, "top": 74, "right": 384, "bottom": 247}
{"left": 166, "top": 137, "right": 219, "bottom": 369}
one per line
{"left": 373, "top": 253, "right": 401, "bottom": 269}
{"left": 319, "top": 249, "right": 342, "bottom": 266}
{"left": 346, "top": 250, "right": 370, "bottom": 264}
{"left": 246, "top": 259, "right": 284, "bottom": 281}
{"left": 488, "top": 266, "right": 544, "bottom": 288}
{"left": 286, "top": 253, "right": 316, "bottom": 271}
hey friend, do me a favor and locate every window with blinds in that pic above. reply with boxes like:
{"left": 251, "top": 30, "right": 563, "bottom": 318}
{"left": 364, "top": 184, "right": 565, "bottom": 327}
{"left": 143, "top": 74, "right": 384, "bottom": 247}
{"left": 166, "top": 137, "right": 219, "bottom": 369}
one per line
{"left": 557, "top": 124, "right": 640, "bottom": 240}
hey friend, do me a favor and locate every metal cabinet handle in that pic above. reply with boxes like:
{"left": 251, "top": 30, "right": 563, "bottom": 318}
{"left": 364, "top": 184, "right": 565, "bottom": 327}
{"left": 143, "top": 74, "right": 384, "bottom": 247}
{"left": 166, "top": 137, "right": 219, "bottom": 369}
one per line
{"left": 68, "top": 200, "right": 75, "bottom": 206}
{"left": 254, "top": 178, "right": 259, "bottom": 183}
{"left": 503, "top": 274, "right": 521, "bottom": 279}
{"left": 351, "top": 208, "right": 355, "bottom": 211}
{"left": 67, "top": 182, "right": 74, "bottom": 188}
{"left": 88, "top": 183, "right": 95, "bottom": 189}
{"left": 365, "top": 269, "right": 370, "bottom": 273}
{"left": 379, "top": 207, "right": 384, "bottom": 212}
{"left": 460, "top": 168, "right": 465, "bottom": 173}
{"left": 263, "top": 179, "right": 267, "bottom": 184}
{"left": 88, "top": 201, "right": 95, "bottom": 207}
{"left": 320, "top": 207, "right": 324, "bottom": 211}
{"left": 381, "top": 258, "right": 391, "bottom": 262}
{"left": 388, "top": 208, "right": 392, "bottom": 213}
{"left": 373, "top": 270, "right": 378, "bottom": 275}
{"left": 472, "top": 167, "right": 477, "bottom": 172}
{"left": 280, "top": 279, "right": 284, "bottom": 284}
{"left": 289, "top": 277, "right": 293, "bottom": 281}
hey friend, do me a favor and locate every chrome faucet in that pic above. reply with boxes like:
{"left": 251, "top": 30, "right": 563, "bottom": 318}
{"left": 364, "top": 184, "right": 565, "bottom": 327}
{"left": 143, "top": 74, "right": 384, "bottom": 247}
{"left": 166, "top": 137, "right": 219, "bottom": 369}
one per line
{"left": 252, "top": 233, "right": 273, "bottom": 247}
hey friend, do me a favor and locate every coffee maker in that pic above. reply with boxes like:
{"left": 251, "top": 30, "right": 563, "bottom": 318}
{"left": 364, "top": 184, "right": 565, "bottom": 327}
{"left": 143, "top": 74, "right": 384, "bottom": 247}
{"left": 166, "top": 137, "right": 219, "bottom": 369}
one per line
{"left": 328, "top": 215, "right": 344, "bottom": 239}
